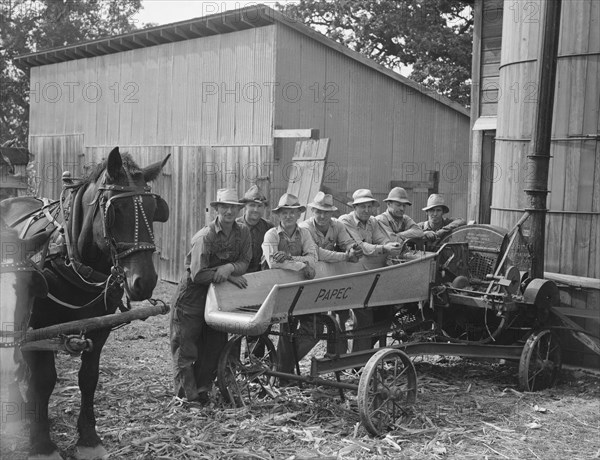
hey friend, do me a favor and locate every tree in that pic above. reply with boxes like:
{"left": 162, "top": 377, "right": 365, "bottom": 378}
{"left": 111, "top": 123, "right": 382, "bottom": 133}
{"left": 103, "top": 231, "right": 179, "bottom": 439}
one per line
{"left": 0, "top": 0, "right": 143, "bottom": 146}
{"left": 279, "top": 0, "right": 473, "bottom": 107}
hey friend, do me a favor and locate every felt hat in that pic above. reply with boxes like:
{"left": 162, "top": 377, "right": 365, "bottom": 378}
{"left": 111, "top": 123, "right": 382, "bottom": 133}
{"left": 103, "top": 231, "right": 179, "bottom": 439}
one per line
{"left": 272, "top": 193, "right": 306, "bottom": 213}
{"left": 308, "top": 191, "right": 337, "bottom": 212}
{"left": 383, "top": 187, "right": 412, "bottom": 205}
{"left": 347, "top": 189, "right": 379, "bottom": 207}
{"left": 239, "top": 185, "right": 268, "bottom": 205}
{"left": 422, "top": 194, "right": 449, "bottom": 213}
{"left": 209, "top": 188, "right": 244, "bottom": 208}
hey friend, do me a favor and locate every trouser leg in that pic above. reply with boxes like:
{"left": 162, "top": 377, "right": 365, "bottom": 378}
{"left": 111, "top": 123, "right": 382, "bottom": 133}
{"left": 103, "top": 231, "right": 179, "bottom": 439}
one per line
{"left": 170, "top": 301, "right": 204, "bottom": 399}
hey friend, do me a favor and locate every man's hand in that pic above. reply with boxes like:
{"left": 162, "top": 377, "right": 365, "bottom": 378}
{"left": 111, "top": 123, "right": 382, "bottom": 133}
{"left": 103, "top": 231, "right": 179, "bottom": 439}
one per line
{"left": 423, "top": 231, "right": 437, "bottom": 241}
{"left": 383, "top": 242, "right": 403, "bottom": 257}
{"left": 214, "top": 263, "right": 234, "bottom": 283}
{"left": 228, "top": 275, "right": 248, "bottom": 289}
{"left": 346, "top": 245, "right": 362, "bottom": 263}
{"left": 302, "top": 263, "right": 316, "bottom": 280}
{"left": 272, "top": 251, "right": 291, "bottom": 263}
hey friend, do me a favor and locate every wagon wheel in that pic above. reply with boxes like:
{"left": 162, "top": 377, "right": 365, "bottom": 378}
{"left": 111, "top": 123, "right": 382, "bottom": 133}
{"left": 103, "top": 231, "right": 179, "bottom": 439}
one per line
{"left": 357, "top": 348, "right": 417, "bottom": 436}
{"left": 518, "top": 329, "right": 562, "bottom": 391}
{"left": 217, "top": 335, "right": 277, "bottom": 407}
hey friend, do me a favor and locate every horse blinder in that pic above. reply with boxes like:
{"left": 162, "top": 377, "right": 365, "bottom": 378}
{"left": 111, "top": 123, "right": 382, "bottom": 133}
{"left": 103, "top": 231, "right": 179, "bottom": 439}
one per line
{"left": 154, "top": 196, "right": 169, "bottom": 223}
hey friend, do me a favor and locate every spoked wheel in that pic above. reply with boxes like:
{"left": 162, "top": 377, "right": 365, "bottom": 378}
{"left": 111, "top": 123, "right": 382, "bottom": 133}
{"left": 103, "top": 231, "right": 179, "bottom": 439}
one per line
{"left": 357, "top": 348, "right": 417, "bottom": 436}
{"left": 217, "top": 334, "right": 277, "bottom": 407}
{"left": 518, "top": 329, "right": 562, "bottom": 391}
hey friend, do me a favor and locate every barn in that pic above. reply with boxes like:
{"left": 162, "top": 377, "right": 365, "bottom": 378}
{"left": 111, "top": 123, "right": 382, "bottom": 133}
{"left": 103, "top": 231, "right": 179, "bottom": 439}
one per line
{"left": 469, "top": 0, "right": 600, "bottom": 367}
{"left": 16, "top": 4, "right": 470, "bottom": 282}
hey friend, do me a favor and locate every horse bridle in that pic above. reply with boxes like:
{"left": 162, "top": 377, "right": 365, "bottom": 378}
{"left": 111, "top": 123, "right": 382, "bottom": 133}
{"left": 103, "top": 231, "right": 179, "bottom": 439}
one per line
{"left": 96, "top": 183, "right": 160, "bottom": 263}
{"left": 53, "top": 171, "right": 165, "bottom": 308}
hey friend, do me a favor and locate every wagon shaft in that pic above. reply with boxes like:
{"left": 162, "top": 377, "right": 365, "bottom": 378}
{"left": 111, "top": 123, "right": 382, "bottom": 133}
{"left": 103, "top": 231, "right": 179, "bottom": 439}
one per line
{"left": 21, "top": 302, "right": 170, "bottom": 343}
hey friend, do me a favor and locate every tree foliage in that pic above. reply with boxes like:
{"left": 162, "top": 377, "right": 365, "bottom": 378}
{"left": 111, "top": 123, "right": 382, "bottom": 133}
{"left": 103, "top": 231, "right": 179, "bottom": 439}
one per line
{"left": 0, "top": 0, "right": 142, "bottom": 146}
{"left": 280, "top": 0, "right": 473, "bottom": 106}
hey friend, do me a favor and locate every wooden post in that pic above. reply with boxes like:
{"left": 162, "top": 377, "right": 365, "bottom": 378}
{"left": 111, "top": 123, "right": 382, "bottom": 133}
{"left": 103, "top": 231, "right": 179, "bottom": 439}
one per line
{"left": 526, "top": 0, "right": 562, "bottom": 279}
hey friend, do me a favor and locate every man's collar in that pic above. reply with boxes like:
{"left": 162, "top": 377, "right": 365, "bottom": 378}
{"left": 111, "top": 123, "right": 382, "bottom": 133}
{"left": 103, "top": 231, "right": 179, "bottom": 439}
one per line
{"left": 215, "top": 218, "right": 238, "bottom": 234}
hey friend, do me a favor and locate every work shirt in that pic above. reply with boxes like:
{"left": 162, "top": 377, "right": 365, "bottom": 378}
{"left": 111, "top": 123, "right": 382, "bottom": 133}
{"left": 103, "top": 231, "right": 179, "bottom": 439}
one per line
{"left": 187, "top": 218, "right": 252, "bottom": 285}
{"left": 236, "top": 216, "right": 273, "bottom": 273}
{"left": 262, "top": 224, "right": 318, "bottom": 269}
{"left": 337, "top": 212, "right": 390, "bottom": 256}
{"left": 299, "top": 217, "right": 354, "bottom": 263}
{"left": 375, "top": 210, "right": 424, "bottom": 243}
{"left": 418, "top": 216, "right": 467, "bottom": 249}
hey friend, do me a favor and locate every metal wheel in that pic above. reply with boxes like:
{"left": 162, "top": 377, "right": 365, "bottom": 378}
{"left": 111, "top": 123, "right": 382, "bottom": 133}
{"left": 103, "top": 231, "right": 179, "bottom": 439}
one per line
{"left": 217, "top": 334, "right": 277, "bottom": 407}
{"left": 518, "top": 329, "right": 562, "bottom": 391}
{"left": 357, "top": 348, "right": 417, "bottom": 436}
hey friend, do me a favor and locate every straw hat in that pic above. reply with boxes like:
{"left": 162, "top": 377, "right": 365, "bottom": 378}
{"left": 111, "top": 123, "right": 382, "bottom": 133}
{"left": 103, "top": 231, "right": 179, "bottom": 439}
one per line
{"left": 308, "top": 191, "right": 337, "bottom": 212}
{"left": 209, "top": 188, "right": 244, "bottom": 208}
{"left": 383, "top": 187, "right": 412, "bottom": 205}
{"left": 239, "top": 185, "right": 268, "bottom": 205}
{"left": 422, "top": 194, "right": 449, "bottom": 213}
{"left": 272, "top": 193, "right": 306, "bottom": 213}
{"left": 347, "top": 189, "right": 379, "bottom": 206}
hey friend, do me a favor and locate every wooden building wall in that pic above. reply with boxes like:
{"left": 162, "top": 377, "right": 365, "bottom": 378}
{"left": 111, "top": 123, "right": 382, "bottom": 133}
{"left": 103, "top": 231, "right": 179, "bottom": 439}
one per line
{"left": 493, "top": 0, "right": 599, "bottom": 367}
{"left": 28, "top": 26, "right": 277, "bottom": 282}
{"left": 272, "top": 24, "right": 471, "bottom": 224}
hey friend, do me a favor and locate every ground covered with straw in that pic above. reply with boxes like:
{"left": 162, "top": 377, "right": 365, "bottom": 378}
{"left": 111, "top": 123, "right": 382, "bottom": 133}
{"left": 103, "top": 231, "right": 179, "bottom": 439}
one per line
{"left": 2, "top": 281, "right": 599, "bottom": 459}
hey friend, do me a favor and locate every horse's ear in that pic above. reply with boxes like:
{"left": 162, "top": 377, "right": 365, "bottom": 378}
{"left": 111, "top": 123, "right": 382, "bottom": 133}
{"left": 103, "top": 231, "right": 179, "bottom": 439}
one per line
{"left": 143, "top": 154, "right": 171, "bottom": 182}
{"left": 106, "top": 147, "right": 123, "bottom": 180}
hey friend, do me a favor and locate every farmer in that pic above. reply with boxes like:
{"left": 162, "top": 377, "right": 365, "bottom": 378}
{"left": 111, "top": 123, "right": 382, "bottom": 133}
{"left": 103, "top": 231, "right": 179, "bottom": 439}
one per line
{"left": 338, "top": 189, "right": 404, "bottom": 351}
{"left": 300, "top": 191, "right": 362, "bottom": 264}
{"left": 286, "top": 191, "right": 364, "bottom": 362}
{"left": 418, "top": 194, "right": 466, "bottom": 250}
{"left": 236, "top": 185, "right": 273, "bottom": 273}
{"left": 170, "top": 188, "right": 251, "bottom": 403}
{"left": 261, "top": 193, "right": 318, "bottom": 380}
{"left": 375, "top": 187, "right": 424, "bottom": 245}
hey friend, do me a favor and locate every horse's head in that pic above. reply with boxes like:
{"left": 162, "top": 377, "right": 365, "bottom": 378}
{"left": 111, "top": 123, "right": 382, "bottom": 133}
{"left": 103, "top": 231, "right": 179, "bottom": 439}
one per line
{"left": 79, "top": 147, "right": 170, "bottom": 301}
{"left": 0, "top": 228, "right": 50, "bottom": 377}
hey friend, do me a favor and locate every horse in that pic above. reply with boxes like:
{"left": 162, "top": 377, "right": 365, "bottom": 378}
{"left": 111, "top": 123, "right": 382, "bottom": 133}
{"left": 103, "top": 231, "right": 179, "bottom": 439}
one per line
{"left": 0, "top": 147, "right": 170, "bottom": 460}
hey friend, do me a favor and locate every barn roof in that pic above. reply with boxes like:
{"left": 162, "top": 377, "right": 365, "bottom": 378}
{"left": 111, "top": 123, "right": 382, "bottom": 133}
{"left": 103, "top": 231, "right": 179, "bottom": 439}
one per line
{"left": 15, "top": 4, "right": 468, "bottom": 116}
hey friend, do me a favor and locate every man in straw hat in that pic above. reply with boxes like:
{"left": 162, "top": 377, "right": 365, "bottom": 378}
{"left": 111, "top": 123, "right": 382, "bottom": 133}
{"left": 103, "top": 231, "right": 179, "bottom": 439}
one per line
{"left": 300, "top": 191, "right": 363, "bottom": 263}
{"left": 237, "top": 185, "right": 274, "bottom": 273}
{"left": 337, "top": 189, "right": 404, "bottom": 351}
{"left": 170, "top": 188, "right": 251, "bottom": 403}
{"left": 375, "top": 187, "right": 424, "bottom": 244}
{"left": 418, "top": 194, "right": 466, "bottom": 250}
{"left": 262, "top": 192, "right": 318, "bottom": 381}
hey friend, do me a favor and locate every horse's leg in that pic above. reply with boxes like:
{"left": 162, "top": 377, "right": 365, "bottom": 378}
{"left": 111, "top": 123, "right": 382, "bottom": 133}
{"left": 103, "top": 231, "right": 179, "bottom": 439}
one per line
{"left": 24, "top": 350, "right": 63, "bottom": 460}
{"left": 74, "top": 327, "right": 110, "bottom": 460}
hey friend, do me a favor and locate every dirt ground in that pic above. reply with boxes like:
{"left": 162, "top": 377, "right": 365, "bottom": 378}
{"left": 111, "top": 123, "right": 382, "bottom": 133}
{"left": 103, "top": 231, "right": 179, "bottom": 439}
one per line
{"left": 1, "top": 280, "right": 599, "bottom": 460}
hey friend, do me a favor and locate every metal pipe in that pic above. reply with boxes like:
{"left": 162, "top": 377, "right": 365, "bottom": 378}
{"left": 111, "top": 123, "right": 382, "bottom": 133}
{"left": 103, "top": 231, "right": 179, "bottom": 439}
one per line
{"left": 526, "top": 0, "right": 562, "bottom": 279}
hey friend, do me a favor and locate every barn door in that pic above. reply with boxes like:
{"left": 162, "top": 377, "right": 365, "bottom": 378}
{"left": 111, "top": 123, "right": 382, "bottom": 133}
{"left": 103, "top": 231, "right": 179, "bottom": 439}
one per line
{"left": 286, "top": 138, "right": 330, "bottom": 220}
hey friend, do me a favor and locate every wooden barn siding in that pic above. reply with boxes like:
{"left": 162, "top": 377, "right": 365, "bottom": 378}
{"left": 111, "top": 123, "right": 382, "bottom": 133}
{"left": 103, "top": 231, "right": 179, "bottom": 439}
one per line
{"left": 28, "top": 135, "right": 273, "bottom": 282}
{"left": 28, "top": 26, "right": 276, "bottom": 147}
{"left": 273, "top": 25, "right": 470, "bottom": 223}
{"left": 493, "top": 0, "right": 599, "bottom": 367}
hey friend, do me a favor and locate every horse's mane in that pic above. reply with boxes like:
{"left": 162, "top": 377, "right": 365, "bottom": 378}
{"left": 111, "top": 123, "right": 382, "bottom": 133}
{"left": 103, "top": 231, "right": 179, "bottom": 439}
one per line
{"left": 84, "top": 153, "right": 143, "bottom": 185}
